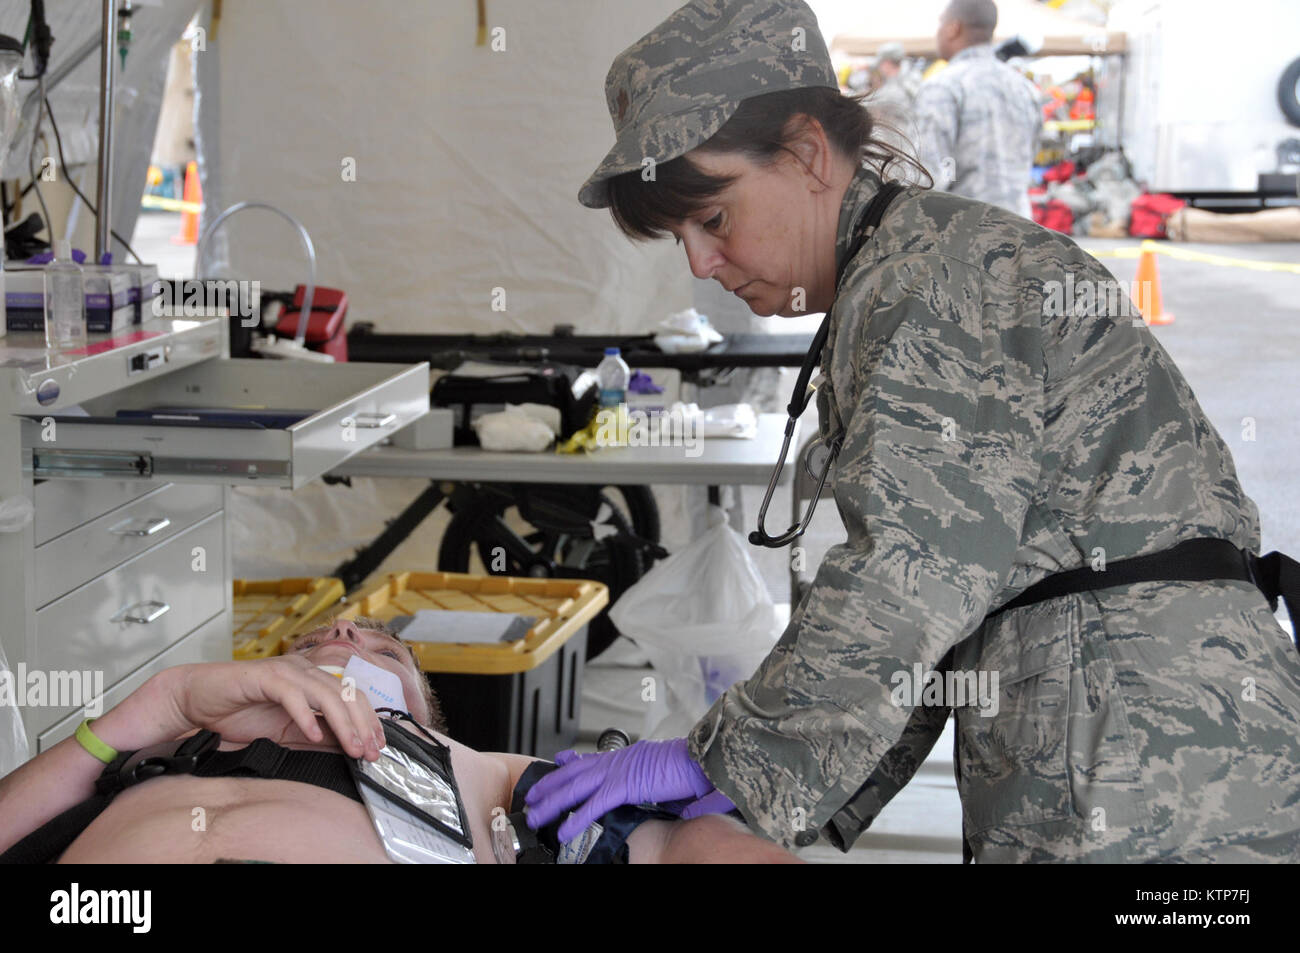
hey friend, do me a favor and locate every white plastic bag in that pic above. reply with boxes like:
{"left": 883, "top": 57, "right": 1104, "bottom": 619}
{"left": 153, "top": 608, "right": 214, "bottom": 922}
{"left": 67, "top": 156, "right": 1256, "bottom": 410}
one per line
{"left": 0, "top": 641, "right": 30, "bottom": 778}
{"left": 0, "top": 495, "right": 34, "bottom": 533}
{"left": 608, "top": 509, "right": 780, "bottom": 738}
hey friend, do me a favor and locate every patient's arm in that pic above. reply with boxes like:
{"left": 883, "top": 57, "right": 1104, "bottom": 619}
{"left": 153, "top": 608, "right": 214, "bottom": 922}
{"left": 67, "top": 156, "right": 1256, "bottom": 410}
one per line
{"left": 0, "top": 658, "right": 386, "bottom": 857}
{"left": 632, "top": 813, "right": 805, "bottom": 864}
{"left": 0, "top": 671, "right": 181, "bottom": 855}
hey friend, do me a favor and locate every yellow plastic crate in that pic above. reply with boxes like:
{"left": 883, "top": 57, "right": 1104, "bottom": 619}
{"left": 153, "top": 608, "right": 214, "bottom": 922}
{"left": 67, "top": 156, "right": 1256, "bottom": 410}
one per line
{"left": 232, "top": 577, "right": 345, "bottom": 660}
{"left": 321, "top": 571, "right": 608, "bottom": 675}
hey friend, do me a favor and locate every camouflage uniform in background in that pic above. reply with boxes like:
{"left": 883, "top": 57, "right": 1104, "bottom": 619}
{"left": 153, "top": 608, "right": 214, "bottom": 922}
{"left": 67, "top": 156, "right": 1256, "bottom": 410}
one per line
{"left": 688, "top": 165, "right": 1300, "bottom": 862}
{"left": 864, "top": 66, "right": 923, "bottom": 158}
{"left": 866, "top": 66, "right": 921, "bottom": 115}
{"left": 911, "top": 43, "right": 1042, "bottom": 218}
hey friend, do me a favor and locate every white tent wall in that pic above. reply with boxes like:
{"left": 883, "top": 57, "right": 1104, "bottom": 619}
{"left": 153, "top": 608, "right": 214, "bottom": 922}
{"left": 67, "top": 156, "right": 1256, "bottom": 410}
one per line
{"left": 198, "top": 0, "right": 749, "bottom": 585}
{"left": 195, "top": 0, "right": 692, "bottom": 335}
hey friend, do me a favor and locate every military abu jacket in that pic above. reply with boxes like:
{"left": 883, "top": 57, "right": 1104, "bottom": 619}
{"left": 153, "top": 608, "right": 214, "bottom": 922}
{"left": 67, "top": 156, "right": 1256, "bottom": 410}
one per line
{"left": 688, "top": 165, "right": 1300, "bottom": 862}
{"left": 912, "top": 43, "right": 1042, "bottom": 219}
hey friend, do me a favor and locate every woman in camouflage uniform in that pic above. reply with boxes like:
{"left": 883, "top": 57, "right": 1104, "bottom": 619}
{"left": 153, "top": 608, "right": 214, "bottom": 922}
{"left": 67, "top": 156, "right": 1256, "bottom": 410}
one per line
{"left": 526, "top": 0, "right": 1300, "bottom": 862}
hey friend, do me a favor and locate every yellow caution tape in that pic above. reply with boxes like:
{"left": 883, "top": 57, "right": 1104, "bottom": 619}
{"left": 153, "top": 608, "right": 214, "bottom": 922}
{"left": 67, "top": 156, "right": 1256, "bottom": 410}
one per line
{"left": 1044, "top": 119, "right": 1095, "bottom": 133}
{"left": 1080, "top": 242, "right": 1300, "bottom": 275}
{"left": 140, "top": 194, "right": 201, "bottom": 214}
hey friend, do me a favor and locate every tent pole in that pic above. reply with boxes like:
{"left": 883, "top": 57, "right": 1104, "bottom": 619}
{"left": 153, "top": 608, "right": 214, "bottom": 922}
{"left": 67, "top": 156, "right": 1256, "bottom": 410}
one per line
{"left": 94, "top": 0, "right": 118, "bottom": 262}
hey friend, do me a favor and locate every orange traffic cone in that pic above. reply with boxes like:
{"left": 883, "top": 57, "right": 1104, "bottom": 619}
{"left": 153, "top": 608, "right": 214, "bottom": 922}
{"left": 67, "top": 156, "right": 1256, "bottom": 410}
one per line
{"left": 1134, "top": 240, "right": 1174, "bottom": 325}
{"left": 171, "top": 160, "right": 202, "bottom": 245}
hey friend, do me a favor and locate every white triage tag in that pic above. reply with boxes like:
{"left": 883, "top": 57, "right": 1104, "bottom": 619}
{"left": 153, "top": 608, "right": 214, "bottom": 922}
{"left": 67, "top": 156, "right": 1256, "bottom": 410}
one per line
{"left": 342, "top": 654, "right": 408, "bottom": 713}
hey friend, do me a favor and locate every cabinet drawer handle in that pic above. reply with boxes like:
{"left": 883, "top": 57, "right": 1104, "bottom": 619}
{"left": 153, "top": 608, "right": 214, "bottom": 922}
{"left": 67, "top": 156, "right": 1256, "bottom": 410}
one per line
{"left": 118, "top": 601, "right": 171, "bottom": 624}
{"left": 353, "top": 412, "right": 396, "bottom": 429}
{"left": 110, "top": 516, "right": 172, "bottom": 537}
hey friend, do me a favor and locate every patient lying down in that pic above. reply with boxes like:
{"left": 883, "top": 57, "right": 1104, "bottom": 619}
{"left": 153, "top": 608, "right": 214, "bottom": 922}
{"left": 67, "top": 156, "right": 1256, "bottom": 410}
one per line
{"left": 0, "top": 618, "right": 799, "bottom": 864}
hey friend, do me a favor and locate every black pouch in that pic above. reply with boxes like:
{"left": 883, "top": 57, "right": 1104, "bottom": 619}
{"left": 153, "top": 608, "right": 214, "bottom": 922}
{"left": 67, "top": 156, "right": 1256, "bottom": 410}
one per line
{"left": 431, "top": 370, "right": 596, "bottom": 446}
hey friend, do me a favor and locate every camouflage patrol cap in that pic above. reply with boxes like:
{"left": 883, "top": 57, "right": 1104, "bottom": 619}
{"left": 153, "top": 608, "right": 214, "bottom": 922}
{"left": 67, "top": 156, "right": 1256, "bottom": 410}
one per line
{"left": 876, "top": 42, "right": 905, "bottom": 63}
{"left": 578, "top": 0, "right": 838, "bottom": 209}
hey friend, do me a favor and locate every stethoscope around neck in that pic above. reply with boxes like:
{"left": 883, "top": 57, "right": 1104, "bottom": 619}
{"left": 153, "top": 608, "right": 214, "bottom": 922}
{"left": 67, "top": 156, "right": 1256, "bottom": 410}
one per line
{"left": 748, "top": 180, "right": 905, "bottom": 549}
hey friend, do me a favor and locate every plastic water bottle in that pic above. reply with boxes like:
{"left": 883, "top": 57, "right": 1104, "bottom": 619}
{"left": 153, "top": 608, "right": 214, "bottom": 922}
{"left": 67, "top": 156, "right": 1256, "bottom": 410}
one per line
{"left": 45, "top": 239, "right": 86, "bottom": 349}
{"left": 595, "top": 347, "right": 630, "bottom": 409}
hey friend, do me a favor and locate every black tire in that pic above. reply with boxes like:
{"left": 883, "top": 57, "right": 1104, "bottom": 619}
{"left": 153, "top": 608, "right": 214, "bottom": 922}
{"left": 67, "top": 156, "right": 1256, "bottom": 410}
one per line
{"left": 437, "top": 484, "right": 660, "bottom": 660}
{"left": 1279, "top": 57, "right": 1300, "bottom": 127}
{"left": 618, "top": 484, "right": 661, "bottom": 553}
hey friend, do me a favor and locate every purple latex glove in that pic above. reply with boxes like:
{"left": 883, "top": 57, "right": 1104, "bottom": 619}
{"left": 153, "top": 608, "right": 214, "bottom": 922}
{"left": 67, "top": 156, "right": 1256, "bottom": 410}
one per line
{"left": 26, "top": 248, "right": 89, "bottom": 265}
{"left": 525, "top": 737, "right": 725, "bottom": 841}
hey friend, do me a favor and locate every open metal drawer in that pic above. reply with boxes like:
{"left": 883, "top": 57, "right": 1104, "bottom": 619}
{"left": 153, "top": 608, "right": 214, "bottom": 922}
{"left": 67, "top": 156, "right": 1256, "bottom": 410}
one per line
{"left": 22, "top": 359, "right": 429, "bottom": 489}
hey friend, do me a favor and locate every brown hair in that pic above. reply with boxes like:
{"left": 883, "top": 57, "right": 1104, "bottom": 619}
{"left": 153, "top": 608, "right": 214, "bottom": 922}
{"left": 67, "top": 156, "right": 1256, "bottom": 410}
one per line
{"left": 606, "top": 86, "right": 932, "bottom": 242}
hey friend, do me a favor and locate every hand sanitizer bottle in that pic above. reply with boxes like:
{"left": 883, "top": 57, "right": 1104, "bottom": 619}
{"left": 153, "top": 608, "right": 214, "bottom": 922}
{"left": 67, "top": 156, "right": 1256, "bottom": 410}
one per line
{"left": 45, "top": 239, "right": 86, "bottom": 349}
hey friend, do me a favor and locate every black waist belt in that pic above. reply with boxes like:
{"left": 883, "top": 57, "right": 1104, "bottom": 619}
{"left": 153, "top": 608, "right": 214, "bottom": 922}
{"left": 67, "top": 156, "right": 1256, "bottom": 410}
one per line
{"left": 958, "top": 536, "right": 1299, "bottom": 865}
{"left": 0, "top": 731, "right": 359, "bottom": 864}
{"left": 985, "top": 537, "right": 1300, "bottom": 638}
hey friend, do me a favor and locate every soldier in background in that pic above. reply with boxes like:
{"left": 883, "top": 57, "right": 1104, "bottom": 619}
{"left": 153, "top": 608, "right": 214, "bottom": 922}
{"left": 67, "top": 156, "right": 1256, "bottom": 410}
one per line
{"left": 912, "top": 0, "right": 1042, "bottom": 217}
{"left": 864, "top": 42, "right": 924, "bottom": 159}
{"left": 867, "top": 42, "right": 920, "bottom": 113}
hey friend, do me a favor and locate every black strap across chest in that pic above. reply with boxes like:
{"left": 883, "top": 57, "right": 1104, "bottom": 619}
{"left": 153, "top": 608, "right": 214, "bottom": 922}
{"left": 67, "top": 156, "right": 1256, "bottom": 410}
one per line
{"left": 0, "top": 732, "right": 359, "bottom": 864}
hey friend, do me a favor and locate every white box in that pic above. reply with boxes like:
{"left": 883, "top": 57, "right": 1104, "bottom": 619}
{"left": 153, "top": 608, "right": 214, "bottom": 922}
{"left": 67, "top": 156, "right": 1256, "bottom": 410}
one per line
{"left": 390, "top": 407, "right": 454, "bottom": 450}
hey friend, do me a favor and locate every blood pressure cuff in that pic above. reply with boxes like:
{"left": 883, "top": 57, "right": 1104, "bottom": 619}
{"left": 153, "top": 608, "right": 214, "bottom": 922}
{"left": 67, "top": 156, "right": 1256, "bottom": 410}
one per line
{"left": 511, "top": 761, "right": 678, "bottom": 864}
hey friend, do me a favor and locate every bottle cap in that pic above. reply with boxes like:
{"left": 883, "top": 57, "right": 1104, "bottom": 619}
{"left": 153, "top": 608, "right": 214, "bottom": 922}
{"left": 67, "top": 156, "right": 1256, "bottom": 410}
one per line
{"left": 53, "top": 239, "right": 71, "bottom": 259}
{"left": 604, "top": 347, "right": 620, "bottom": 356}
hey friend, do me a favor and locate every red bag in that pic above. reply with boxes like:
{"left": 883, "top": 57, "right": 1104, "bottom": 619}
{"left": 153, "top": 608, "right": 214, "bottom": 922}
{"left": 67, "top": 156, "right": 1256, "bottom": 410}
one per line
{"left": 1042, "top": 160, "right": 1076, "bottom": 183}
{"left": 1032, "top": 198, "right": 1074, "bottom": 234}
{"left": 1129, "top": 193, "right": 1186, "bottom": 238}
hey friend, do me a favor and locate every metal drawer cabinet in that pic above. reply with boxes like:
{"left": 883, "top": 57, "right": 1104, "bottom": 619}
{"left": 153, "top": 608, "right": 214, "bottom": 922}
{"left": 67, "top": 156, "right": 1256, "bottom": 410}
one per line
{"left": 23, "top": 359, "right": 428, "bottom": 490}
{"left": 35, "top": 483, "right": 223, "bottom": 606}
{"left": 36, "top": 610, "right": 231, "bottom": 753}
{"left": 34, "top": 479, "right": 164, "bottom": 546}
{"left": 29, "top": 513, "right": 226, "bottom": 736}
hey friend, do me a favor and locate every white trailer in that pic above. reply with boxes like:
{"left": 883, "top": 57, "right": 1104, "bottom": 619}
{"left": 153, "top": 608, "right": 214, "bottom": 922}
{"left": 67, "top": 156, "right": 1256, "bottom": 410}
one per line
{"left": 1110, "top": 0, "right": 1300, "bottom": 206}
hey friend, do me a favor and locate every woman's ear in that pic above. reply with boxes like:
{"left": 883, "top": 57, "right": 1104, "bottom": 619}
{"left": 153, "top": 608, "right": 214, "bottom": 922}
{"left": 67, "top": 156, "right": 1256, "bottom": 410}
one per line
{"left": 782, "top": 115, "right": 834, "bottom": 191}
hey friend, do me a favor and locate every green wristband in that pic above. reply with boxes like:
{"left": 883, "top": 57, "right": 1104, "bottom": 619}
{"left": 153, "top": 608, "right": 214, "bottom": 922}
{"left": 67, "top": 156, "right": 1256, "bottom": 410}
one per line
{"left": 75, "top": 718, "right": 118, "bottom": 764}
